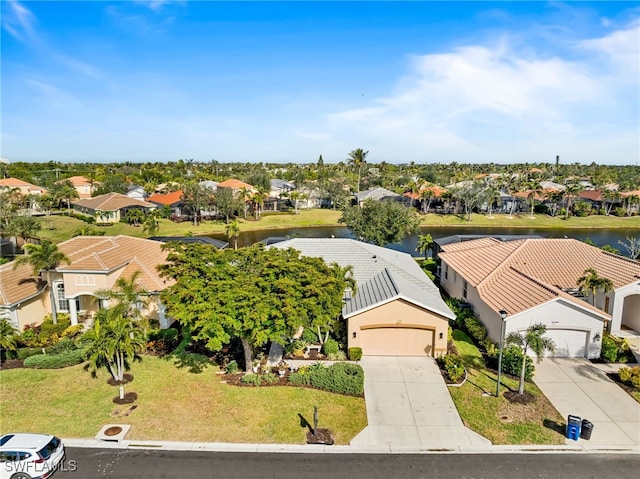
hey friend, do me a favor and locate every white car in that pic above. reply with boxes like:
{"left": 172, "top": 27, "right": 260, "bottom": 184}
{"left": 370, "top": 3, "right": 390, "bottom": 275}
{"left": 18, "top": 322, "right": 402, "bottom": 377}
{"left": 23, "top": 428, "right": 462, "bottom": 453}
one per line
{"left": 0, "top": 434, "right": 65, "bottom": 479}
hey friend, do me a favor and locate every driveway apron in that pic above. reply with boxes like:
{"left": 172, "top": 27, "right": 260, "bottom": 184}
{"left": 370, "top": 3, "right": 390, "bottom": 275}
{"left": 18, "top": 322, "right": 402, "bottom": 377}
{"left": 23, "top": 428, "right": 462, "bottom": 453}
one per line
{"left": 350, "top": 356, "right": 489, "bottom": 449}
{"left": 533, "top": 358, "right": 640, "bottom": 446}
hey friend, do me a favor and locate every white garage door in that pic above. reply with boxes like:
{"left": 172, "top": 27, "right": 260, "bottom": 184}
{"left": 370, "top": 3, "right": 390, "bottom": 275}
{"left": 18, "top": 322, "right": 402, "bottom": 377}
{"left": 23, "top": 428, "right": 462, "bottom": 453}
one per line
{"left": 360, "top": 327, "right": 434, "bottom": 356}
{"left": 545, "top": 329, "right": 589, "bottom": 358}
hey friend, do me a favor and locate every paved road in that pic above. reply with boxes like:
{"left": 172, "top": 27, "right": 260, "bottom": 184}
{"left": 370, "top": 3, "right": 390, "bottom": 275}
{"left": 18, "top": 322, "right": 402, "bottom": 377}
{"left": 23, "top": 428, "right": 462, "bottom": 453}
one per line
{"left": 53, "top": 447, "right": 639, "bottom": 479}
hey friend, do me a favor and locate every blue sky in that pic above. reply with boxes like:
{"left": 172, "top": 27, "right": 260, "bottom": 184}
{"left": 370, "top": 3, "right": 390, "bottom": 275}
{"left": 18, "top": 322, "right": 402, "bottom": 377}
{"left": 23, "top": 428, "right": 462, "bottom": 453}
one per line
{"left": 1, "top": 1, "right": 638, "bottom": 165}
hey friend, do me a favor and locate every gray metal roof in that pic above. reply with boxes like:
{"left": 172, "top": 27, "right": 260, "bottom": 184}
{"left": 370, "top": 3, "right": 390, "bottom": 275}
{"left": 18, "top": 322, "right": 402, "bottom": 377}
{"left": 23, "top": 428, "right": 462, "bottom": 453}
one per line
{"left": 271, "top": 238, "right": 455, "bottom": 320}
{"left": 355, "top": 187, "right": 401, "bottom": 203}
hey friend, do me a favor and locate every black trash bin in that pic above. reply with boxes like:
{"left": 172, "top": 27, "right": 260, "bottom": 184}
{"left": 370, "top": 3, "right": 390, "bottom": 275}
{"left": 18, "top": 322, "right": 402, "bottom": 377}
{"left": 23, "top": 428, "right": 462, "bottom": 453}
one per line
{"left": 580, "top": 419, "right": 593, "bottom": 440}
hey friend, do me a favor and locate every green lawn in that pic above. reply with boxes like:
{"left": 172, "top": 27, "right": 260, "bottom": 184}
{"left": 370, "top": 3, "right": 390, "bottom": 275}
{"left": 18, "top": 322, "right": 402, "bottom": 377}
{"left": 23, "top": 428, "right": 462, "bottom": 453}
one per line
{"left": 0, "top": 356, "right": 366, "bottom": 444}
{"left": 449, "top": 330, "right": 565, "bottom": 445}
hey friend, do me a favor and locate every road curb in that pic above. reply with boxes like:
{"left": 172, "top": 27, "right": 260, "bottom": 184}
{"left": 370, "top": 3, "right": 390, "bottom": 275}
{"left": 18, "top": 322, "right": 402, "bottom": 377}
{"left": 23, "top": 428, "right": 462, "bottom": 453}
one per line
{"left": 62, "top": 438, "right": 640, "bottom": 455}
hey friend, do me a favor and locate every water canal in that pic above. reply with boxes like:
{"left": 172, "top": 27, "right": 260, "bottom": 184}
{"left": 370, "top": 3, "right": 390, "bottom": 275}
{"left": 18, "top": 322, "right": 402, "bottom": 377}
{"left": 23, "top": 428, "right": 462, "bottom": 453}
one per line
{"left": 208, "top": 225, "right": 639, "bottom": 256}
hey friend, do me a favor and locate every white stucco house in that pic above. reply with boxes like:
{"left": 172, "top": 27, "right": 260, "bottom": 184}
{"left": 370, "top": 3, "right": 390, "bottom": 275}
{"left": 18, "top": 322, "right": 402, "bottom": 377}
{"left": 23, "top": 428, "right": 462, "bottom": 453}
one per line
{"left": 438, "top": 238, "right": 640, "bottom": 359}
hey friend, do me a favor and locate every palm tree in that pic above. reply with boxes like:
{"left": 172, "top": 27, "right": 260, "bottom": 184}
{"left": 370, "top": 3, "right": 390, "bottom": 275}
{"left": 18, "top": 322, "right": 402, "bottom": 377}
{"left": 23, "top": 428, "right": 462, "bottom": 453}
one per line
{"left": 484, "top": 186, "right": 501, "bottom": 218}
{"left": 525, "top": 179, "right": 543, "bottom": 219}
{"left": 564, "top": 183, "right": 584, "bottom": 218}
{"left": 6, "top": 214, "right": 41, "bottom": 249}
{"left": 124, "top": 208, "right": 145, "bottom": 227}
{"left": 416, "top": 233, "right": 434, "bottom": 259}
{"left": 347, "top": 148, "right": 369, "bottom": 194}
{"left": 0, "top": 318, "right": 18, "bottom": 357}
{"left": 289, "top": 191, "right": 301, "bottom": 214}
{"left": 505, "top": 323, "right": 556, "bottom": 395}
{"left": 13, "top": 241, "right": 70, "bottom": 324}
{"left": 142, "top": 210, "right": 161, "bottom": 237}
{"left": 237, "top": 187, "right": 252, "bottom": 220}
{"left": 225, "top": 220, "right": 240, "bottom": 250}
{"left": 95, "top": 270, "right": 148, "bottom": 322}
{"left": 577, "top": 268, "right": 614, "bottom": 307}
{"left": 82, "top": 305, "right": 146, "bottom": 399}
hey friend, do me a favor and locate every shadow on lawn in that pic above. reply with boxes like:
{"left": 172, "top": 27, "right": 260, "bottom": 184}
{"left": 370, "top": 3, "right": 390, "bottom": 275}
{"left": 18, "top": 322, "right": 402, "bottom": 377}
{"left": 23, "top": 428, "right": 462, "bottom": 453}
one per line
{"left": 543, "top": 418, "right": 566, "bottom": 436}
{"left": 298, "top": 413, "right": 313, "bottom": 433}
{"left": 165, "top": 352, "right": 211, "bottom": 374}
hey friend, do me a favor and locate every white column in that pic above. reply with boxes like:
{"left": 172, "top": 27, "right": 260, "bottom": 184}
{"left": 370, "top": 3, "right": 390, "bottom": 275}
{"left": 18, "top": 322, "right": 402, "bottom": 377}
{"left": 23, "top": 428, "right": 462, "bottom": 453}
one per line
{"left": 69, "top": 296, "right": 78, "bottom": 326}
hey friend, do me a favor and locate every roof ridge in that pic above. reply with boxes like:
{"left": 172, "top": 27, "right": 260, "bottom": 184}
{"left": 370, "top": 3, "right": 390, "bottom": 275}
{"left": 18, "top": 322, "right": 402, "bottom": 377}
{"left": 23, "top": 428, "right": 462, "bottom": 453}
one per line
{"left": 128, "top": 256, "right": 164, "bottom": 290}
{"left": 601, "top": 249, "right": 640, "bottom": 266}
{"left": 476, "top": 239, "right": 527, "bottom": 287}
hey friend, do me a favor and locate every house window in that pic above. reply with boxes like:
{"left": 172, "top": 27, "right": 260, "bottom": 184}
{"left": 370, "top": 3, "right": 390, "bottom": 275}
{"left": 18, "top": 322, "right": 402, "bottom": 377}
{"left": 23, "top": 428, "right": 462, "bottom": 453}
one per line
{"left": 444, "top": 264, "right": 448, "bottom": 280}
{"left": 74, "top": 275, "right": 95, "bottom": 287}
{"left": 56, "top": 283, "right": 69, "bottom": 312}
{"left": 463, "top": 280, "right": 468, "bottom": 299}
{"left": 604, "top": 297, "right": 610, "bottom": 313}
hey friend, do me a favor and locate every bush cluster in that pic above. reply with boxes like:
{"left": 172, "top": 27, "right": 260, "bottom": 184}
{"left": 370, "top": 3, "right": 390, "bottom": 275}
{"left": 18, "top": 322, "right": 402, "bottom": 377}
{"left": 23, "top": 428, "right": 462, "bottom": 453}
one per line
{"left": 288, "top": 362, "right": 364, "bottom": 396}
{"left": 146, "top": 328, "right": 180, "bottom": 354}
{"left": 501, "top": 345, "right": 534, "bottom": 380}
{"left": 601, "top": 334, "right": 634, "bottom": 363}
{"left": 348, "top": 347, "right": 362, "bottom": 361}
{"left": 322, "top": 338, "right": 339, "bottom": 356}
{"left": 437, "top": 354, "right": 465, "bottom": 383}
{"left": 240, "top": 372, "right": 278, "bottom": 386}
{"left": 23, "top": 349, "right": 85, "bottom": 369}
{"left": 618, "top": 366, "right": 640, "bottom": 390}
{"left": 18, "top": 316, "right": 73, "bottom": 348}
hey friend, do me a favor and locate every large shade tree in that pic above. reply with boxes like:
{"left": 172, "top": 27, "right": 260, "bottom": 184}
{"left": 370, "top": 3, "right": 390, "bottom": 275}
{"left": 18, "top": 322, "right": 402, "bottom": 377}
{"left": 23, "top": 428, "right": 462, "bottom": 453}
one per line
{"left": 340, "top": 199, "right": 420, "bottom": 247}
{"left": 158, "top": 243, "right": 347, "bottom": 372}
{"left": 13, "top": 241, "right": 70, "bottom": 324}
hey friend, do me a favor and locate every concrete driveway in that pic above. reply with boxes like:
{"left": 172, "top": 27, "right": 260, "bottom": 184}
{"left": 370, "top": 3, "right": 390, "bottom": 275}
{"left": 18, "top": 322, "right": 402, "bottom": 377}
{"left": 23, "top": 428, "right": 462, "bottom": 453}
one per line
{"left": 350, "top": 356, "right": 490, "bottom": 450}
{"left": 533, "top": 358, "right": 640, "bottom": 447}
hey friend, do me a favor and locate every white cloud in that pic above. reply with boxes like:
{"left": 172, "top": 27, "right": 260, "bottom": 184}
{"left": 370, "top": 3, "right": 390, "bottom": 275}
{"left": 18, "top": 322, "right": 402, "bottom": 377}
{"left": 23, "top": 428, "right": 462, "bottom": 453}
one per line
{"left": 323, "top": 22, "right": 639, "bottom": 164}
{"left": 1, "top": 0, "right": 37, "bottom": 42}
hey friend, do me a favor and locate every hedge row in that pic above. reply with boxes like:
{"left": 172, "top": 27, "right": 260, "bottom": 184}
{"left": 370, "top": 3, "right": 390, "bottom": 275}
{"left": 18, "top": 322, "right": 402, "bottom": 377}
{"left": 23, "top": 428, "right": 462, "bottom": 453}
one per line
{"left": 289, "top": 362, "right": 364, "bottom": 396}
{"left": 23, "top": 349, "right": 86, "bottom": 369}
{"left": 437, "top": 354, "right": 465, "bottom": 382}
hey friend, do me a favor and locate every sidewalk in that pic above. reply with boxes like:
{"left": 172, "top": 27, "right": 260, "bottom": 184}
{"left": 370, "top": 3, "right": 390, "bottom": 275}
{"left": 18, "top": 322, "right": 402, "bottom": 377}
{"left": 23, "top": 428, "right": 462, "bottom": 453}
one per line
{"left": 62, "top": 437, "right": 640, "bottom": 455}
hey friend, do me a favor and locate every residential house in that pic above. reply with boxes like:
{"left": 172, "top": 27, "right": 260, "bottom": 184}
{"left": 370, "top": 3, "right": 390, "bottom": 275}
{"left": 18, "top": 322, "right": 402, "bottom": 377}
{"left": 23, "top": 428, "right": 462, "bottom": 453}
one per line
{"left": 271, "top": 238, "right": 455, "bottom": 357}
{"left": 60, "top": 176, "right": 96, "bottom": 199}
{"left": 1, "top": 235, "right": 175, "bottom": 331}
{"left": 438, "top": 238, "right": 640, "bottom": 359}
{"left": 72, "top": 193, "right": 156, "bottom": 224}
{"left": 217, "top": 178, "right": 257, "bottom": 195}
{"left": 355, "top": 187, "right": 407, "bottom": 206}
{"left": 147, "top": 190, "right": 185, "bottom": 219}
{"left": 0, "top": 177, "right": 48, "bottom": 214}
{"left": 269, "top": 179, "right": 295, "bottom": 198}
{"left": 126, "top": 184, "right": 146, "bottom": 200}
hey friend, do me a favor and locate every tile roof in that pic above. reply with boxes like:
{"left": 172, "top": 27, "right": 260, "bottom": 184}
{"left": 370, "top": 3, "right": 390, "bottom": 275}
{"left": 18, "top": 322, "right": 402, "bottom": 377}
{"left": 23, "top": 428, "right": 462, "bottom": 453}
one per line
{"left": 0, "top": 262, "right": 46, "bottom": 306}
{"left": 72, "top": 192, "right": 156, "bottom": 211}
{"left": 60, "top": 176, "right": 91, "bottom": 187}
{"left": 217, "top": 179, "right": 255, "bottom": 190}
{"left": 0, "top": 178, "right": 32, "bottom": 187}
{"left": 439, "top": 238, "right": 640, "bottom": 317}
{"left": 147, "top": 190, "right": 184, "bottom": 206}
{"left": 56, "top": 235, "right": 173, "bottom": 291}
{"left": 271, "top": 238, "right": 455, "bottom": 319}
{"left": 579, "top": 189, "right": 603, "bottom": 201}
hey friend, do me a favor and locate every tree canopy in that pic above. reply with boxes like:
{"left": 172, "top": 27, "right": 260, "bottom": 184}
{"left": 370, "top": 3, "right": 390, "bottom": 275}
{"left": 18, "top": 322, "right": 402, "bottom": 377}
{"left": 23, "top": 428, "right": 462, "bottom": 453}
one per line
{"left": 340, "top": 199, "right": 420, "bottom": 246}
{"left": 158, "top": 243, "right": 347, "bottom": 371}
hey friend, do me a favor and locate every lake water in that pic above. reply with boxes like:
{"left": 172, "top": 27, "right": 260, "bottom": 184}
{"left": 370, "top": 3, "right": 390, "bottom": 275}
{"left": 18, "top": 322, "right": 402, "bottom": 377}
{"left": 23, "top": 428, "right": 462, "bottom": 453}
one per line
{"left": 208, "top": 225, "right": 640, "bottom": 256}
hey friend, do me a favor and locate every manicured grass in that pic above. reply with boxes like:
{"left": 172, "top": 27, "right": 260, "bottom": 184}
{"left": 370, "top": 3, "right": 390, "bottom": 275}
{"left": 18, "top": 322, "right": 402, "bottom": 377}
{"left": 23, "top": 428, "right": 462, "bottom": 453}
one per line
{"left": 420, "top": 213, "right": 640, "bottom": 229}
{"left": 449, "top": 330, "right": 565, "bottom": 445}
{"left": 35, "top": 209, "right": 343, "bottom": 243}
{"left": 0, "top": 356, "right": 366, "bottom": 444}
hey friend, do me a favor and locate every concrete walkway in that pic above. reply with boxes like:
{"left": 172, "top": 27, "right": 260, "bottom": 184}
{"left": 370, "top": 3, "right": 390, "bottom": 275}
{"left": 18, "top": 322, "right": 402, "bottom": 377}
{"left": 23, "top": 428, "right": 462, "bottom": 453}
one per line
{"left": 350, "top": 356, "right": 490, "bottom": 449}
{"left": 533, "top": 358, "right": 640, "bottom": 447}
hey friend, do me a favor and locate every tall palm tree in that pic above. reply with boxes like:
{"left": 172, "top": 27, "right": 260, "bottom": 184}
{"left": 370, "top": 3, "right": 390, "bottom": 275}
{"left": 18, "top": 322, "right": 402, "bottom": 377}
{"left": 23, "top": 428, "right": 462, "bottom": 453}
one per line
{"left": 577, "top": 268, "right": 614, "bottom": 307}
{"left": 416, "top": 233, "right": 434, "bottom": 259}
{"left": 347, "top": 148, "right": 369, "bottom": 195}
{"left": 82, "top": 305, "right": 146, "bottom": 399}
{"left": 225, "top": 220, "right": 240, "bottom": 250}
{"left": 564, "top": 183, "right": 584, "bottom": 218}
{"left": 237, "top": 187, "right": 252, "bottom": 220}
{"left": 526, "top": 179, "right": 543, "bottom": 218}
{"left": 142, "top": 210, "right": 161, "bottom": 237}
{"left": 95, "top": 270, "right": 148, "bottom": 322}
{"left": 484, "top": 186, "right": 501, "bottom": 218}
{"left": 505, "top": 323, "right": 556, "bottom": 395}
{"left": 13, "top": 241, "right": 70, "bottom": 324}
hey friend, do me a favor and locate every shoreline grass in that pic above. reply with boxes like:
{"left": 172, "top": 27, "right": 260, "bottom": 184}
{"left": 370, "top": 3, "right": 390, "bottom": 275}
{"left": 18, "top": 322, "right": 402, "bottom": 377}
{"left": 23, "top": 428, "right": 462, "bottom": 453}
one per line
{"left": 34, "top": 209, "right": 640, "bottom": 244}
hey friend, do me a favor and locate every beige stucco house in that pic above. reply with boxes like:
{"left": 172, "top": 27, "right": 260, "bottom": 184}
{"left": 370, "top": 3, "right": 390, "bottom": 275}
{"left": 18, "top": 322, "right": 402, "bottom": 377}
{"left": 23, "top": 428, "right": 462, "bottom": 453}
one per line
{"left": 272, "top": 238, "right": 455, "bottom": 357}
{"left": 72, "top": 192, "right": 156, "bottom": 224}
{"left": 0, "top": 235, "right": 174, "bottom": 331}
{"left": 438, "top": 238, "right": 640, "bottom": 359}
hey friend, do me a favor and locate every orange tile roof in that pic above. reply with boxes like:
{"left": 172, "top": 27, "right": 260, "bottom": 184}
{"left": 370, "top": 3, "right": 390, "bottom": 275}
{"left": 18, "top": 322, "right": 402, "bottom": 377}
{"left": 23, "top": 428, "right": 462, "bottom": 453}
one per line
{"left": 57, "top": 235, "right": 173, "bottom": 291}
{"left": 147, "top": 190, "right": 184, "bottom": 205}
{"left": 217, "top": 178, "right": 256, "bottom": 190}
{"left": 60, "top": 176, "right": 91, "bottom": 187}
{"left": 0, "top": 178, "right": 32, "bottom": 187}
{"left": 439, "top": 238, "right": 640, "bottom": 317}
{"left": 0, "top": 262, "right": 46, "bottom": 306}
{"left": 72, "top": 192, "right": 155, "bottom": 210}
{"left": 579, "top": 189, "right": 603, "bottom": 201}
{"left": 403, "top": 185, "right": 446, "bottom": 200}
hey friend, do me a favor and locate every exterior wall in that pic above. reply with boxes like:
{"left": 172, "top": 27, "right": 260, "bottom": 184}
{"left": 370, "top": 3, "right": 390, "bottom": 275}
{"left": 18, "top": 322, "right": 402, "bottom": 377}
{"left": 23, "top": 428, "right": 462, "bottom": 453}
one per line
{"left": 439, "top": 260, "right": 465, "bottom": 300}
{"left": 10, "top": 292, "right": 51, "bottom": 331}
{"left": 62, "top": 272, "right": 113, "bottom": 297}
{"left": 610, "top": 281, "right": 640, "bottom": 332}
{"left": 504, "top": 300, "right": 604, "bottom": 359}
{"left": 347, "top": 299, "right": 449, "bottom": 357}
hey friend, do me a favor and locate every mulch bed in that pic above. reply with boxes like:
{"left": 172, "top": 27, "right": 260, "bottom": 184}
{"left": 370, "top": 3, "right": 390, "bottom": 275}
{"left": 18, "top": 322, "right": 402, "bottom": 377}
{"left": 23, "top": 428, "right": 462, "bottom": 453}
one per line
{"left": 107, "top": 373, "right": 134, "bottom": 386}
{"left": 503, "top": 390, "right": 536, "bottom": 405}
{"left": 306, "top": 428, "right": 335, "bottom": 445}
{"left": 112, "top": 392, "right": 138, "bottom": 404}
{"left": 0, "top": 359, "right": 24, "bottom": 370}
